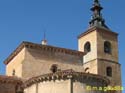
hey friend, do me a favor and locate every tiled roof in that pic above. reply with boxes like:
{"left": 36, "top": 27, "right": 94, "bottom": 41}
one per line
{"left": 0, "top": 70, "right": 109, "bottom": 88}
{"left": 24, "top": 69, "right": 110, "bottom": 88}
{"left": 4, "top": 41, "right": 85, "bottom": 65}
{"left": 0, "top": 75, "right": 23, "bottom": 84}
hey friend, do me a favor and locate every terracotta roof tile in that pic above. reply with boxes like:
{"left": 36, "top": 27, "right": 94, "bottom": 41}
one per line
{"left": 24, "top": 69, "right": 110, "bottom": 88}
{"left": 0, "top": 75, "right": 23, "bottom": 84}
{"left": 4, "top": 41, "right": 85, "bottom": 65}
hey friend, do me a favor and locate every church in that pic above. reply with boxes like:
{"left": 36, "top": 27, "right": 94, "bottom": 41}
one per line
{"left": 0, "top": 0, "right": 122, "bottom": 93}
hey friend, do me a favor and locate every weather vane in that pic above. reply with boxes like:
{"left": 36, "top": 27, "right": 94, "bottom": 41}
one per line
{"left": 41, "top": 28, "right": 47, "bottom": 45}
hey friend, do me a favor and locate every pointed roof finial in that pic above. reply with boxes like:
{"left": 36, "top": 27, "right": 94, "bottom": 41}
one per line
{"left": 42, "top": 29, "right": 47, "bottom": 45}
{"left": 89, "top": 0, "right": 109, "bottom": 29}
{"left": 94, "top": 0, "right": 99, "bottom": 3}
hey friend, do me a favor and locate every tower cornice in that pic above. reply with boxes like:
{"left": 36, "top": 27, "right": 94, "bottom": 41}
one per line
{"left": 78, "top": 26, "right": 118, "bottom": 39}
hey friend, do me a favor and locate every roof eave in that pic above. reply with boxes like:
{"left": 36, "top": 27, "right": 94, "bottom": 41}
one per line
{"left": 4, "top": 41, "right": 86, "bottom": 65}
{"left": 4, "top": 42, "right": 25, "bottom": 65}
{"left": 78, "top": 26, "right": 118, "bottom": 39}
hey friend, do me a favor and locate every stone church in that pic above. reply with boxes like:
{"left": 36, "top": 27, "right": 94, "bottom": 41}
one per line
{"left": 0, "top": 0, "right": 122, "bottom": 93}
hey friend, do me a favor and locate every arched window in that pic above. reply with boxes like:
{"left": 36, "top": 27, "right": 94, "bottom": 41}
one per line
{"left": 12, "top": 69, "right": 15, "bottom": 76}
{"left": 84, "top": 42, "right": 91, "bottom": 53}
{"left": 50, "top": 64, "right": 58, "bottom": 73}
{"left": 106, "top": 67, "right": 112, "bottom": 77}
{"left": 85, "top": 67, "right": 89, "bottom": 73}
{"left": 104, "top": 41, "right": 111, "bottom": 54}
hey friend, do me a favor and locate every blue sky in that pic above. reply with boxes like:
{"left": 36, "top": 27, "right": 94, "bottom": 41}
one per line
{"left": 0, "top": 0, "right": 124, "bottom": 92}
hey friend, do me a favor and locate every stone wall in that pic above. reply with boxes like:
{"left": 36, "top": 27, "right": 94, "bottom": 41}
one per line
{"left": 97, "top": 29, "right": 118, "bottom": 62}
{"left": 24, "top": 80, "right": 70, "bottom": 93}
{"left": 83, "top": 59, "right": 98, "bottom": 74}
{"left": 98, "top": 59, "right": 122, "bottom": 86}
{"left": 6, "top": 48, "right": 26, "bottom": 77}
{"left": 0, "top": 83, "right": 16, "bottom": 93}
{"left": 22, "top": 48, "right": 84, "bottom": 79}
{"left": 78, "top": 30, "right": 97, "bottom": 63}
{"left": 0, "top": 76, "right": 23, "bottom": 93}
{"left": 5, "top": 44, "right": 85, "bottom": 79}
{"left": 78, "top": 28, "right": 121, "bottom": 90}
{"left": 23, "top": 71, "right": 109, "bottom": 93}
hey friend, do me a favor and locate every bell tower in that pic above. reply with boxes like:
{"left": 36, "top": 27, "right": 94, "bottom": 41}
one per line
{"left": 78, "top": 0, "right": 121, "bottom": 87}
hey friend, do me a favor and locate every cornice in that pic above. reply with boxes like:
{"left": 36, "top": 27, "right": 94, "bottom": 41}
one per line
{"left": 23, "top": 69, "right": 109, "bottom": 88}
{"left": 78, "top": 26, "right": 118, "bottom": 39}
{"left": 4, "top": 41, "right": 85, "bottom": 65}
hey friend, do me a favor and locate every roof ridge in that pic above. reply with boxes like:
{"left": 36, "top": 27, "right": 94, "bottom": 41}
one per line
{"left": 4, "top": 41, "right": 85, "bottom": 65}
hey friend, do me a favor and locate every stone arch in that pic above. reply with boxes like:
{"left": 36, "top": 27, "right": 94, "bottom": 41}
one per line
{"left": 104, "top": 41, "right": 111, "bottom": 54}
{"left": 84, "top": 42, "right": 91, "bottom": 53}
{"left": 106, "top": 66, "right": 112, "bottom": 77}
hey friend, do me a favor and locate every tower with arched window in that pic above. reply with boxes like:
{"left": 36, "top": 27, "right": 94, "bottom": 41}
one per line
{"left": 1, "top": 0, "right": 122, "bottom": 93}
{"left": 78, "top": 0, "right": 121, "bottom": 88}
